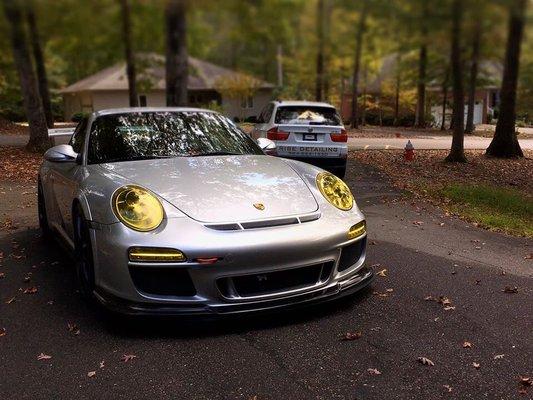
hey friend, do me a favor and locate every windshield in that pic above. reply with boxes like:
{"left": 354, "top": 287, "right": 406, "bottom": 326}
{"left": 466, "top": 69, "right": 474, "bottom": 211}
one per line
{"left": 274, "top": 106, "right": 341, "bottom": 125}
{"left": 87, "top": 111, "right": 263, "bottom": 164}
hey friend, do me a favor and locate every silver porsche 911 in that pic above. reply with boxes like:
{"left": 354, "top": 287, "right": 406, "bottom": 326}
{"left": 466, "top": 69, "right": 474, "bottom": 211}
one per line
{"left": 39, "top": 108, "right": 372, "bottom": 316}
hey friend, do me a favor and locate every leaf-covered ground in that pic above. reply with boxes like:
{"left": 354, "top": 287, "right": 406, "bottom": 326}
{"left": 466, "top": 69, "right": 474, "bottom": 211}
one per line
{"left": 352, "top": 149, "right": 533, "bottom": 196}
{"left": 351, "top": 149, "right": 533, "bottom": 237}
{"left": 0, "top": 146, "right": 41, "bottom": 184}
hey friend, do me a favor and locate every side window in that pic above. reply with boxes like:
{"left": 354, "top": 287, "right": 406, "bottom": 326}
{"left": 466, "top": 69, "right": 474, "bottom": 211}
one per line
{"left": 264, "top": 104, "right": 274, "bottom": 123}
{"left": 257, "top": 105, "right": 268, "bottom": 123}
{"left": 69, "top": 118, "right": 88, "bottom": 153}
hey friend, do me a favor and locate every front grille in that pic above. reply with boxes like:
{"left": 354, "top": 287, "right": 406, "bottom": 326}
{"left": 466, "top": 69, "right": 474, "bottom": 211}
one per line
{"left": 217, "top": 261, "right": 334, "bottom": 298}
{"left": 337, "top": 237, "right": 366, "bottom": 272}
{"left": 129, "top": 267, "right": 196, "bottom": 297}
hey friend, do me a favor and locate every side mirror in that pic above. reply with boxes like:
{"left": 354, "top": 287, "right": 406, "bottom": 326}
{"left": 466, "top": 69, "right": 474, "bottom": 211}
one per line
{"left": 257, "top": 138, "right": 277, "bottom": 155}
{"left": 44, "top": 144, "right": 79, "bottom": 163}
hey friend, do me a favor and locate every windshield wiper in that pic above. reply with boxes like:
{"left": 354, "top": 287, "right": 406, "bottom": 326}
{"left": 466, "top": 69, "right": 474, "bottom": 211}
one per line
{"left": 189, "top": 151, "right": 241, "bottom": 157}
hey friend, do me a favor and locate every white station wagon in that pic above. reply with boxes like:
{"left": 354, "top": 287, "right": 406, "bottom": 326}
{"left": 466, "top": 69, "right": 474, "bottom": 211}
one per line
{"left": 251, "top": 101, "right": 348, "bottom": 177}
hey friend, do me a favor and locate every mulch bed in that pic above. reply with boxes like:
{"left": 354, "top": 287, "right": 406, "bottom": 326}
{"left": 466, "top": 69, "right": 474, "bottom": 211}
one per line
{"left": 351, "top": 149, "right": 533, "bottom": 197}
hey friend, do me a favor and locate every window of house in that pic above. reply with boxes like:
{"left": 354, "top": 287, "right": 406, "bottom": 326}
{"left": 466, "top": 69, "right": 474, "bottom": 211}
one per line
{"left": 241, "top": 95, "right": 253, "bottom": 109}
{"left": 139, "top": 95, "right": 147, "bottom": 107}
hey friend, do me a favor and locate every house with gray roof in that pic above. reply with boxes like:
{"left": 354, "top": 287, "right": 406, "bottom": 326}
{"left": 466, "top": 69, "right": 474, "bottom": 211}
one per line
{"left": 60, "top": 53, "right": 274, "bottom": 121}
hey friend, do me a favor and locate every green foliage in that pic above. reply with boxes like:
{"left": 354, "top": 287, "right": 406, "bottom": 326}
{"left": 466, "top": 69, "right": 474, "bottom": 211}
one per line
{"left": 0, "top": 0, "right": 531, "bottom": 121}
{"left": 440, "top": 184, "right": 533, "bottom": 237}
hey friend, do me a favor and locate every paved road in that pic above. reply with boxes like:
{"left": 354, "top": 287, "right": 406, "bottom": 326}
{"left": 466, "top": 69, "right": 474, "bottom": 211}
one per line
{"left": 0, "top": 162, "right": 531, "bottom": 399}
{"left": 348, "top": 136, "right": 533, "bottom": 150}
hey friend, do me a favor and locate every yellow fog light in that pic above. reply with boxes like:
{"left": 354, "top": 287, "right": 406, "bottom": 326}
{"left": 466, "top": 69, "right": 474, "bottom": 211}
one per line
{"left": 316, "top": 172, "right": 354, "bottom": 211}
{"left": 348, "top": 221, "right": 366, "bottom": 240}
{"left": 112, "top": 185, "right": 164, "bottom": 232}
{"left": 128, "top": 247, "right": 187, "bottom": 262}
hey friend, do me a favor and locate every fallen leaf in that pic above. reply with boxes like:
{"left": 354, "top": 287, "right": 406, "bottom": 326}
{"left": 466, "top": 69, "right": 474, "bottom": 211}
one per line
{"left": 443, "top": 384, "right": 453, "bottom": 392}
{"left": 376, "top": 269, "right": 387, "bottom": 277}
{"left": 367, "top": 368, "right": 381, "bottom": 375}
{"left": 503, "top": 286, "right": 518, "bottom": 294}
{"left": 424, "top": 295, "right": 436, "bottom": 301}
{"left": 5, "top": 296, "right": 15, "bottom": 304}
{"left": 67, "top": 323, "right": 80, "bottom": 335}
{"left": 341, "top": 331, "right": 362, "bottom": 341}
{"left": 519, "top": 376, "right": 532, "bottom": 386}
{"left": 121, "top": 354, "right": 137, "bottom": 362}
{"left": 0, "top": 272, "right": 5, "bottom": 279}
{"left": 493, "top": 354, "right": 504, "bottom": 360}
{"left": 23, "top": 275, "right": 31, "bottom": 283}
{"left": 23, "top": 287, "right": 38, "bottom": 294}
{"left": 37, "top": 353, "right": 52, "bottom": 360}
{"left": 473, "top": 362, "right": 480, "bottom": 369}
{"left": 87, "top": 371, "right": 96, "bottom": 378}
{"left": 438, "top": 296, "right": 452, "bottom": 306}
{"left": 524, "top": 253, "right": 532, "bottom": 260}
{"left": 443, "top": 306, "right": 456, "bottom": 311}
{"left": 0, "top": 327, "right": 6, "bottom": 337}
{"left": 463, "top": 341, "right": 473, "bottom": 348}
{"left": 99, "top": 360, "right": 105, "bottom": 369}
{"left": 413, "top": 221, "right": 424, "bottom": 226}
{"left": 417, "top": 357, "right": 435, "bottom": 366}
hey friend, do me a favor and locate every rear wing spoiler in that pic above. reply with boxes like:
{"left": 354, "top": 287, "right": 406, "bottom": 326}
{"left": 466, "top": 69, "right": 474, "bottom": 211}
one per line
{"left": 48, "top": 127, "right": 74, "bottom": 145}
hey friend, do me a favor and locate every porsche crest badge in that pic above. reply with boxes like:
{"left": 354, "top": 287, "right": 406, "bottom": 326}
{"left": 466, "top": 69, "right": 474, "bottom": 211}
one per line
{"left": 253, "top": 203, "right": 265, "bottom": 210}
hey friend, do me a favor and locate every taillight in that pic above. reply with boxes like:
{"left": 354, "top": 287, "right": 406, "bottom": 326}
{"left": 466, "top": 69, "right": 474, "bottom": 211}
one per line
{"left": 267, "top": 127, "right": 289, "bottom": 141}
{"left": 330, "top": 129, "right": 348, "bottom": 142}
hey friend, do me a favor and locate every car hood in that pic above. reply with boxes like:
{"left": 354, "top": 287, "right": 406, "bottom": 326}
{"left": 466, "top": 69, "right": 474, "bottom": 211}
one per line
{"left": 99, "top": 155, "right": 318, "bottom": 223}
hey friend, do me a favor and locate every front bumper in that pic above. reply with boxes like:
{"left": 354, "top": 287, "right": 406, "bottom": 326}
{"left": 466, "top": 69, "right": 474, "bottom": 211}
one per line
{"left": 89, "top": 205, "right": 369, "bottom": 316}
{"left": 94, "top": 266, "right": 373, "bottom": 316}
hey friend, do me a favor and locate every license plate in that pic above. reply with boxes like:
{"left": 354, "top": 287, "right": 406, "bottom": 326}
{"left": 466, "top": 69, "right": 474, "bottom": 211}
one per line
{"left": 303, "top": 133, "right": 317, "bottom": 141}
{"left": 277, "top": 145, "right": 340, "bottom": 158}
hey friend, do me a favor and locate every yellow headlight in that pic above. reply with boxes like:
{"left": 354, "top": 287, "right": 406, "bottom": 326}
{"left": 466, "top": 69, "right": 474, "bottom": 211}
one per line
{"left": 316, "top": 172, "right": 354, "bottom": 211}
{"left": 112, "top": 185, "right": 164, "bottom": 232}
{"left": 128, "top": 247, "right": 186, "bottom": 262}
{"left": 348, "top": 220, "right": 366, "bottom": 239}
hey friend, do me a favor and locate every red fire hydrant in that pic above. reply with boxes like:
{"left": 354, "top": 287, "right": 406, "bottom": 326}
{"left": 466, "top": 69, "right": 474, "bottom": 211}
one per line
{"left": 404, "top": 140, "right": 415, "bottom": 161}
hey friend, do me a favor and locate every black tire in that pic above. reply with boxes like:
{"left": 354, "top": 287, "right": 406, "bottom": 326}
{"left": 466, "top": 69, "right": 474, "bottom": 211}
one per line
{"left": 37, "top": 181, "right": 52, "bottom": 241}
{"left": 73, "top": 205, "right": 96, "bottom": 299}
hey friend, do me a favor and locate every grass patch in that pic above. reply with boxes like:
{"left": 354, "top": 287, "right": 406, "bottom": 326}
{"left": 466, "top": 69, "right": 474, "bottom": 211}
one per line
{"left": 439, "top": 184, "right": 533, "bottom": 237}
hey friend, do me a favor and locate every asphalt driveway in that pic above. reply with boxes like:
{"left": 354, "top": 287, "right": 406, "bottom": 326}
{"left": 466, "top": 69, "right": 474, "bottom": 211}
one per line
{"left": 0, "top": 161, "right": 531, "bottom": 399}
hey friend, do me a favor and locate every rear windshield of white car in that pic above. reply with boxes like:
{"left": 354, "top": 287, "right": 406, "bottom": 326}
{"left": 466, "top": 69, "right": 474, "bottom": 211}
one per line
{"left": 274, "top": 106, "right": 341, "bottom": 125}
{"left": 87, "top": 111, "right": 263, "bottom": 164}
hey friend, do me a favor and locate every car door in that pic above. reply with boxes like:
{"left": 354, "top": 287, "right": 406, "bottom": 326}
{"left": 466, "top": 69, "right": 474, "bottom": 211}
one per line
{"left": 49, "top": 118, "right": 88, "bottom": 242}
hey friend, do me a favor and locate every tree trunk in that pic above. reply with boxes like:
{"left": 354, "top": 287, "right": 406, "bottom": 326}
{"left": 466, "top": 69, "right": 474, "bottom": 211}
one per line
{"left": 441, "top": 68, "right": 449, "bottom": 131}
{"left": 119, "top": 0, "right": 138, "bottom": 107}
{"left": 26, "top": 2, "right": 53, "bottom": 129}
{"left": 486, "top": 0, "right": 526, "bottom": 158}
{"left": 165, "top": 0, "right": 188, "bottom": 107}
{"left": 3, "top": 0, "right": 51, "bottom": 152}
{"left": 414, "top": 1, "right": 428, "bottom": 128}
{"left": 349, "top": 1, "right": 367, "bottom": 129}
{"left": 315, "top": 0, "right": 325, "bottom": 101}
{"left": 323, "top": 0, "right": 332, "bottom": 101}
{"left": 361, "top": 64, "right": 367, "bottom": 126}
{"left": 465, "top": 20, "right": 481, "bottom": 134}
{"left": 445, "top": 0, "right": 467, "bottom": 162}
{"left": 393, "top": 53, "right": 402, "bottom": 126}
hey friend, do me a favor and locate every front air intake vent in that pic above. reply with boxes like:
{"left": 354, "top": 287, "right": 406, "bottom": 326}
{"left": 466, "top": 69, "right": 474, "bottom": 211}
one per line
{"left": 204, "top": 213, "right": 321, "bottom": 231}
